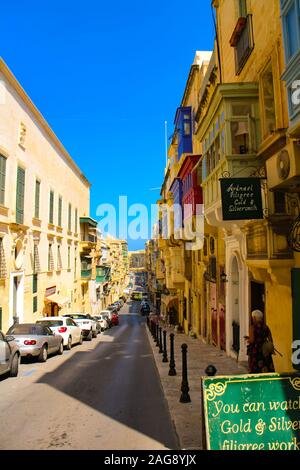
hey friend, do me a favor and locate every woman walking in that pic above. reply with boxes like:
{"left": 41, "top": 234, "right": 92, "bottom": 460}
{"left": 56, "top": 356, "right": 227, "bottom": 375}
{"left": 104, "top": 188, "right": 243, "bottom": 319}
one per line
{"left": 247, "top": 310, "right": 275, "bottom": 374}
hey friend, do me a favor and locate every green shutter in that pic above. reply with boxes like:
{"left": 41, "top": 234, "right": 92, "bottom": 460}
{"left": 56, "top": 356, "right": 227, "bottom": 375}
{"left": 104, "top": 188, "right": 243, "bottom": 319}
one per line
{"left": 33, "top": 296, "right": 38, "bottom": 314}
{"left": 33, "top": 274, "right": 38, "bottom": 294}
{"left": 75, "top": 208, "right": 78, "bottom": 234}
{"left": 35, "top": 180, "right": 40, "bottom": 219}
{"left": 58, "top": 196, "right": 62, "bottom": 227}
{"left": 0, "top": 307, "right": 2, "bottom": 330}
{"left": 0, "top": 155, "right": 6, "bottom": 206}
{"left": 49, "top": 190, "right": 54, "bottom": 224}
{"left": 239, "top": 0, "right": 247, "bottom": 17}
{"left": 16, "top": 167, "right": 25, "bottom": 224}
{"left": 68, "top": 203, "right": 72, "bottom": 231}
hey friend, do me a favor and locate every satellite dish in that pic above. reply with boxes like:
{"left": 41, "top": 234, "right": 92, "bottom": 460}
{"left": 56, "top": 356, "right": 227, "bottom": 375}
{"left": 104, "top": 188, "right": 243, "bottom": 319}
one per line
{"left": 277, "top": 149, "right": 290, "bottom": 180}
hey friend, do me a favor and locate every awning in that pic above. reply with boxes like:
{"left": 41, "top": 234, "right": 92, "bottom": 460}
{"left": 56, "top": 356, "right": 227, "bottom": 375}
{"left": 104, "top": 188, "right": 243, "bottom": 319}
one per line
{"left": 45, "top": 294, "right": 70, "bottom": 307}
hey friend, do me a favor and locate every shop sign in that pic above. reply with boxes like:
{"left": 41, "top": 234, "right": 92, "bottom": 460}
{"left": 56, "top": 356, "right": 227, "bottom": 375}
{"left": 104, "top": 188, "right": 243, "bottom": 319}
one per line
{"left": 45, "top": 286, "right": 56, "bottom": 297}
{"left": 202, "top": 373, "right": 300, "bottom": 450}
{"left": 220, "top": 178, "right": 263, "bottom": 221}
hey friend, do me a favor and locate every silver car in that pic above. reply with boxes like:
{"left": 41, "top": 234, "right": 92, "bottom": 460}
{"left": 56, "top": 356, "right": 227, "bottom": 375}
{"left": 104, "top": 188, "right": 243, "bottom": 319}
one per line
{"left": 0, "top": 330, "right": 20, "bottom": 378}
{"left": 6, "top": 323, "right": 63, "bottom": 362}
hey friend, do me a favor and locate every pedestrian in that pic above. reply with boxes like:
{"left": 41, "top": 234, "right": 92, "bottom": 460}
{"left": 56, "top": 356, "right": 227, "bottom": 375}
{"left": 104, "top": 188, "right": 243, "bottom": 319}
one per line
{"left": 246, "top": 310, "right": 275, "bottom": 374}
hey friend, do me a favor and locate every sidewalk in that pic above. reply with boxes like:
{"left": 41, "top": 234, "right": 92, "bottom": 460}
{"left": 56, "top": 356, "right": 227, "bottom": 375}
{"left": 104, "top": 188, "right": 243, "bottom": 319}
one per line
{"left": 146, "top": 320, "right": 248, "bottom": 450}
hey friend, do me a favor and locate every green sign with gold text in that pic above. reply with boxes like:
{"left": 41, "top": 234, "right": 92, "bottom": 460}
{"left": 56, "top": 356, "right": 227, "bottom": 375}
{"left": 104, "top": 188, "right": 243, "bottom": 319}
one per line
{"left": 202, "top": 373, "right": 300, "bottom": 450}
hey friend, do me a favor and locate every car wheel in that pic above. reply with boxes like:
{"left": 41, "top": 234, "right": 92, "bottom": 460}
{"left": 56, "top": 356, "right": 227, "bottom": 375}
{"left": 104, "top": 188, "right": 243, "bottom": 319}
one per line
{"left": 38, "top": 345, "right": 48, "bottom": 363}
{"left": 92, "top": 329, "right": 97, "bottom": 338}
{"left": 66, "top": 336, "right": 72, "bottom": 350}
{"left": 9, "top": 353, "right": 19, "bottom": 377}
{"left": 58, "top": 341, "right": 64, "bottom": 355}
{"left": 79, "top": 333, "right": 83, "bottom": 345}
{"left": 87, "top": 329, "right": 93, "bottom": 341}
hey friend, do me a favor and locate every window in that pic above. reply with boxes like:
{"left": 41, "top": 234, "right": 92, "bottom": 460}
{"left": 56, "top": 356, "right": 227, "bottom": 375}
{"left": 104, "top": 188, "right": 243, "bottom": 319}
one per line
{"left": 261, "top": 63, "right": 276, "bottom": 138}
{"left": 68, "top": 203, "right": 72, "bottom": 231}
{"left": 48, "top": 244, "right": 54, "bottom": 272}
{"left": 75, "top": 208, "right": 78, "bottom": 234}
{"left": 74, "top": 247, "right": 77, "bottom": 278}
{"left": 33, "top": 296, "right": 38, "bottom": 314}
{"left": 0, "top": 238, "right": 7, "bottom": 279}
{"left": 33, "top": 274, "right": 38, "bottom": 294}
{"left": 284, "top": 1, "right": 299, "bottom": 61}
{"left": 68, "top": 246, "right": 71, "bottom": 269}
{"left": 233, "top": 14, "right": 254, "bottom": 75}
{"left": 0, "top": 307, "right": 2, "bottom": 331}
{"left": 34, "top": 180, "right": 40, "bottom": 219}
{"left": 231, "top": 121, "right": 250, "bottom": 154}
{"left": 49, "top": 190, "right": 54, "bottom": 224}
{"left": 16, "top": 166, "right": 25, "bottom": 224}
{"left": 58, "top": 196, "right": 62, "bottom": 227}
{"left": 0, "top": 154, "right": 6, "bottom": 206}
{"left": 57, "top": 245, "right": 62, "bottom": 270}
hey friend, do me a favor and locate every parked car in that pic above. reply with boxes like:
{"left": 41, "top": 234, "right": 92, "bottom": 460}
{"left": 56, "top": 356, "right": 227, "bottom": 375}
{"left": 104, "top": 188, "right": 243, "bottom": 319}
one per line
{"left": 117, "top": 299, "right": 124, "bottom": 307}
{"left": 36, "top": 317, "right": 83, "bottom": 350}
{"left": 100, "top": 309, "right": 114, "bottom": 324}
{"left": 140, "top": 303, "right": 150, "bottom": 316}
{"left": 99, "top": 311, "right": 113, "bottom": 328}
{"left": 107, "top": 305, "right": 118, "bottom": 314}
{"left": 62, "top": 314, "right": 97, "bottom": 340}
{"left": 93, "top": 315, "right": 109, "bottom": 331}
{"left": 111, "top": 312, "right": 119, "bottom": 326}
{"left": 111, "top": 302, "right": 121, "bottom": 311}
{"left": 91, "top": 316, "right": 102, "bottom": 335}
{"left": 6, "top": 323, "right": 63, "bottom": 362}
{"left": 120, "top": 296, "right": 127, "bottom": 303}
{"left": 0, "top": 331, "right": 20, "bottom": 377}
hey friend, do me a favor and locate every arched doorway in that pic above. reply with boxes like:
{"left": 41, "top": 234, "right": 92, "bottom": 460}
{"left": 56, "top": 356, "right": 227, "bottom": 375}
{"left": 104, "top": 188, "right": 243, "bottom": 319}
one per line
{"left": 231, "top": 256, "right": 240, "bottom": 356}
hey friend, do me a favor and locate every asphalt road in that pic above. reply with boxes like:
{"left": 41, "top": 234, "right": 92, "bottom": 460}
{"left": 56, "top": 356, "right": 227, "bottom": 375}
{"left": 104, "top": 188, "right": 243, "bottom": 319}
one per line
{"left": 0, "top": 301, "right": 178, "bottom": 450}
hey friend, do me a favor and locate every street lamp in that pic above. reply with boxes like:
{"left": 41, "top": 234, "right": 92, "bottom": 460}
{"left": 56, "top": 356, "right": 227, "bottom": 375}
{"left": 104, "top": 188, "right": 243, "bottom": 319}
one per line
{"left": 220, "top": 271, "right": 228, "bottom": 283}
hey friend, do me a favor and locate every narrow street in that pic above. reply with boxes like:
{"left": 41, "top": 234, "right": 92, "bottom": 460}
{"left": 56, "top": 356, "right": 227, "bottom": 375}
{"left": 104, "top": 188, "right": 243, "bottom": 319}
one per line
{"left": 0, "top": 302, "right": 178, "bottom": 450}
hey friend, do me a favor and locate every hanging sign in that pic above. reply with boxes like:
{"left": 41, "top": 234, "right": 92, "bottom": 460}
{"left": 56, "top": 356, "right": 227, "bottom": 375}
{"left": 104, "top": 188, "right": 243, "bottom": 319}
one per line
{"left": 202, "top": 373, "right": 300, "bottom": 450}
{"left": 220, "top": 178, "right": 263, "bottom": 221}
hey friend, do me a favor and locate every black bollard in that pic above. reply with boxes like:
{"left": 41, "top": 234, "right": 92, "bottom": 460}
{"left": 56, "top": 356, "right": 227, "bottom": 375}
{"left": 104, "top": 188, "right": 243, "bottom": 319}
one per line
{"left": 151, "top": 320, "right": 154, "bottom": 338}
{"left": 159, "top": 327, "right": 163, "bottom": 354}
{"left": 146, "top": 316, "right": 149, "bottom": 328}
{"left": 180, "top": 344, "right": 191, "bottom": 403}
{"left": 205, "top": 365, "right": 217, "bottom": 376}
{"left": 156, "top": 323, "right": 160, "bottom": 347}
{"left": 162, "top": 330, "right": 168, "bottom": 363}
{"left": 168, "top": 333, "right": 176, "bottom": 376}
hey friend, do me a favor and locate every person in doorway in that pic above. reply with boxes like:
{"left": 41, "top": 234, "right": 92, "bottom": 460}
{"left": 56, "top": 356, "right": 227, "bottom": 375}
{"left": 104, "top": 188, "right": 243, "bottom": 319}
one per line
{"left": 247, "top": 309, "right": 275, "bottom": 374}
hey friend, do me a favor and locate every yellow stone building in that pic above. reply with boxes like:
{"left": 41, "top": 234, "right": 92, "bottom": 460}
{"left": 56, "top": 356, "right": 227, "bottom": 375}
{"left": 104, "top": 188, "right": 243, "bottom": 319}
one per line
{"left": 0, "top": 58, "right": 91, "bottom": 332}
{"left": 195, "top": 0, "right": 295, "bottom": 371}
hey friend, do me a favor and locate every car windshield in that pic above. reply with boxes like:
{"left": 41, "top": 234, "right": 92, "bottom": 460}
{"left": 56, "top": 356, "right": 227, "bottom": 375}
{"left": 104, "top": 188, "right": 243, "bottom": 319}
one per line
{"left": 36, "top": 320, "right": 63, "bottom": 327}
{"left": 7, "top": 324, "right": 45, "bottom": 335}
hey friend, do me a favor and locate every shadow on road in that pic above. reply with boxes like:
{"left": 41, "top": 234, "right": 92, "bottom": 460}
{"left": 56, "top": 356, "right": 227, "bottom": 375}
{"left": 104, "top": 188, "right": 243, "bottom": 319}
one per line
{"left": 35, "top": 303, "right": 178, "bottom": 449}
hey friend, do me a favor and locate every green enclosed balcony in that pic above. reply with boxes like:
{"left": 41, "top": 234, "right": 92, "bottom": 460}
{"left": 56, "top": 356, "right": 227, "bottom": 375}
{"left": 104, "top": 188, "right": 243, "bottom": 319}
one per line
{"left": 96, "top": 266, "right": 111, "bottom": 283}
{"left": 81, "top": 268, "right": 92, "bottom": 279}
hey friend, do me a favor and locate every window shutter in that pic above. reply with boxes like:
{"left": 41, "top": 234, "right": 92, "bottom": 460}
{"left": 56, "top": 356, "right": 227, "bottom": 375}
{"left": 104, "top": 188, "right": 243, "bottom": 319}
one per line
{"left": 49, "top": 191, "right": 54, "bottom": 224}
{"left": 0, "top": 307, "right": 2, "bottom": 330}
{"left": 0, "top": 238, "right": 7, "bottom": 279}
{"left": 68, "top": 203, "right": 72, "bottom": 231}
{"left": 33, "top": 274, "right": 38, "bottom": 294}
{"left": 35, "top": 180, "right": 40, "bottom": 219}
{"left": 16, "top": 167, "right": 25, "bottom": 224}
{"left": 0, "top": 155, "right": 6, "bottom": 206}
{"left": 58, "top": 197, "right": 62, "bottom": 227}
{"left": 75, "top": 208, "right": 78, "bottom": 234}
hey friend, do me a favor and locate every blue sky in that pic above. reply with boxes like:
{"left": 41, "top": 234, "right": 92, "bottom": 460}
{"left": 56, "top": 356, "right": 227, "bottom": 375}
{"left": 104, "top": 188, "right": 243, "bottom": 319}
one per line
{"left": 1, "top": 0, "right": 214, "bottom": 250}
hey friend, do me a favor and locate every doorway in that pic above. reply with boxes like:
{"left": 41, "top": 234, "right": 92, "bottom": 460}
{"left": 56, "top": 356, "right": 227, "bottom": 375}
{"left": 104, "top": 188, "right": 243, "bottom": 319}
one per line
{"left": 231, "top": 257, "right": 240, "bottom": 354}
{"left": 250, "top": 281, "right": 265, "bottom": 322}
{"left": 10, "top": 273, "right": 24, "bottom": 325}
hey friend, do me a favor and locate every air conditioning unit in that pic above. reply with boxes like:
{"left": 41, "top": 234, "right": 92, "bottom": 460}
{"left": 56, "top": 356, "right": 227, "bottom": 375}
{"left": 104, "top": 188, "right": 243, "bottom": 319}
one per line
{"left": 266, "top": 141, "right": 300, "bottom": 192}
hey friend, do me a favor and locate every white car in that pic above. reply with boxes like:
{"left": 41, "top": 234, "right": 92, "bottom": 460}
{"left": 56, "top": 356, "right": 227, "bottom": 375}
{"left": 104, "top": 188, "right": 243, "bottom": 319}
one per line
{"left": 63, "top": 313, "right": 97, "bottom": 341}
{"left": 100, "top": 310, "right": 114, "bottom": 322}
{"left": 94, "top": 315, "right": 109, "bottom": 331}
{"left": 36, "top": 317, "right": 83, "bottom": 350}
